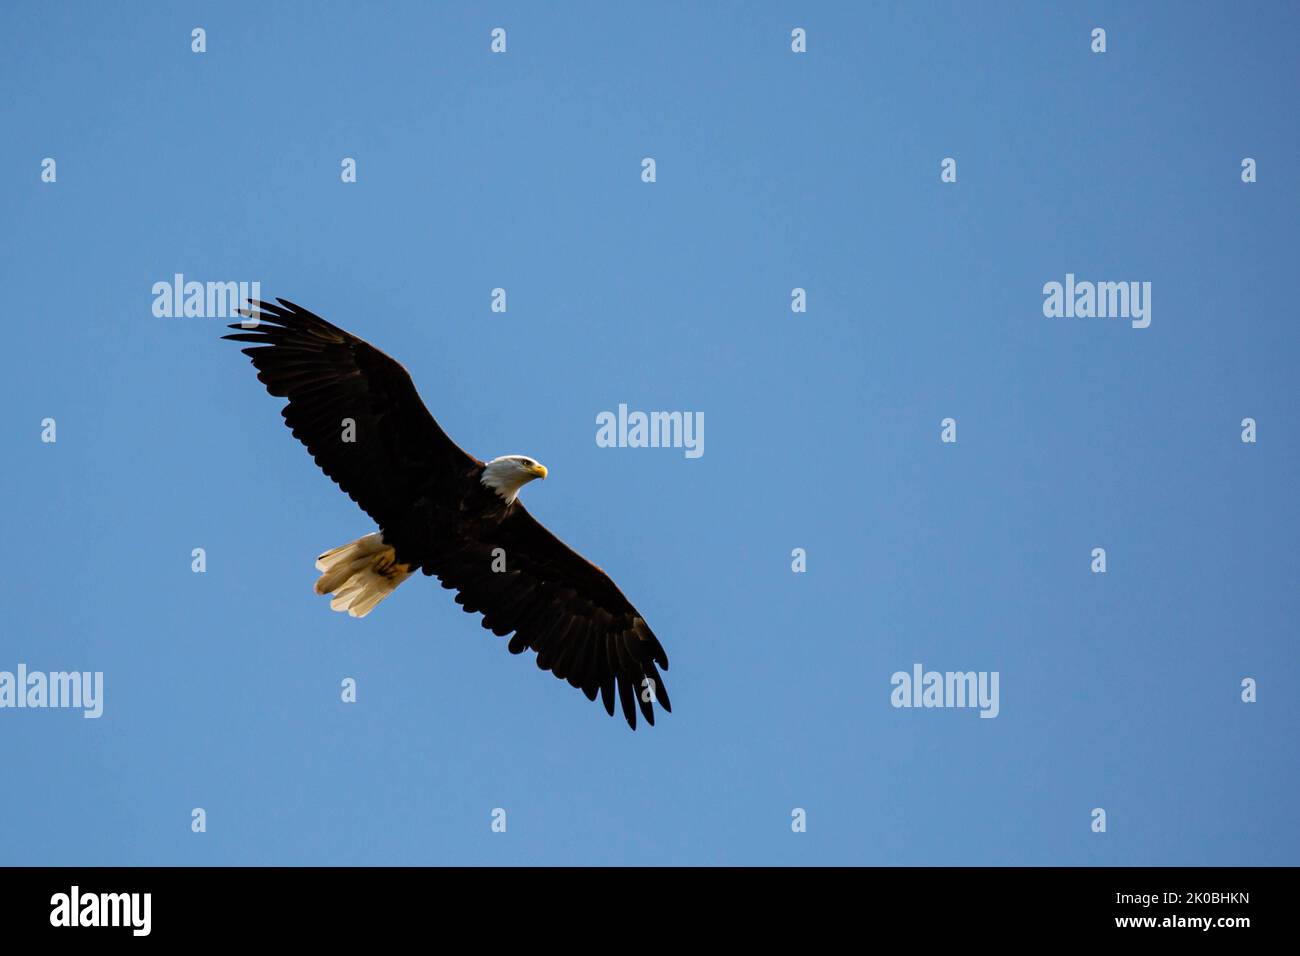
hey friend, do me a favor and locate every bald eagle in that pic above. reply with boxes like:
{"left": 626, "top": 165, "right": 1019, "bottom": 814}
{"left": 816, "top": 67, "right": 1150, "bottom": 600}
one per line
{"left": 223, "top": 299, "right": 670, "bottom": 729}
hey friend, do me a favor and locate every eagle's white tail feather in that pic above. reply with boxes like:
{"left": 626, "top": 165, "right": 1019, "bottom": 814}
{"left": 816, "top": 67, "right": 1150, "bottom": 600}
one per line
{"left": 314, "top": 532, "right": 412, "bottom": 618}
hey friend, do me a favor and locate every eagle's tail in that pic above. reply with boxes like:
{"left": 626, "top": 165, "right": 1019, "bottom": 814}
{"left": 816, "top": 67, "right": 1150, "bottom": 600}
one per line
{"left": 314, "top": 532, "right": 413, "bottom": 618}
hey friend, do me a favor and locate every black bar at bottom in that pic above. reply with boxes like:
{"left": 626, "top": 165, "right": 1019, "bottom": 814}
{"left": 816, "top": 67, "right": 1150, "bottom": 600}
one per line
{"left": 0, "top": 866, "right": 1279, "bottom": 940}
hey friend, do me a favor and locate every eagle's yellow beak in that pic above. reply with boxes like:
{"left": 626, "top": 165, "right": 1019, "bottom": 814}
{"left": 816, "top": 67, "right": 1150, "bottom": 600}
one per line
{"left": 530, "top": 463, "right": 548, "bottom": 480}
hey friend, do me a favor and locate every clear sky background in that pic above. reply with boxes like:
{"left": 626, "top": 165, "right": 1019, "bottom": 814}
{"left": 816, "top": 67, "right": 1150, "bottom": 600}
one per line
{"left": 1, "top": 1, "right": 1296, "bottom": 866}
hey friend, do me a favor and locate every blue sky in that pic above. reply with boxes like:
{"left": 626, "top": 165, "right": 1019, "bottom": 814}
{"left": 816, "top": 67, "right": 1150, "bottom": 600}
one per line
{"left": 1, "top": 1, "right": 1296, "bottom": 865}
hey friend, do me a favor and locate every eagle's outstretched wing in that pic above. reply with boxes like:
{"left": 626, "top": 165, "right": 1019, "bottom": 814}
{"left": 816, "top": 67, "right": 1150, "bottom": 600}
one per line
{"left": 430, "top": 502, "right": 672, "bottom": 728}
{"left": 224, "top": 299, "right": 671, "bottom": 729}
{"left": 223, "top": 298, "right": 481, "bottom": 528}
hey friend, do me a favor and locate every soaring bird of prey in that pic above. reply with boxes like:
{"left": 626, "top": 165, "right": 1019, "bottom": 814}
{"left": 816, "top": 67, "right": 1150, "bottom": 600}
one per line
{"left": 224, "top": 299, "right": 670, "bottom": 729}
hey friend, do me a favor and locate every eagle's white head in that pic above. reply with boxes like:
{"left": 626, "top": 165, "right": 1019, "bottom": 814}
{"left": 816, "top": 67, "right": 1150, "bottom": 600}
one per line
{"left": 481, "top": 455, "right": 548, "bottom": 504}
